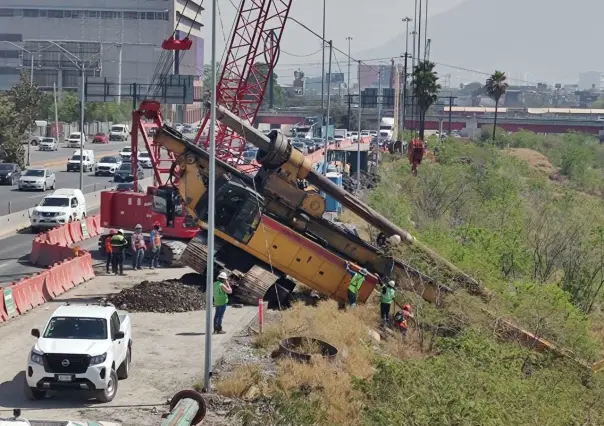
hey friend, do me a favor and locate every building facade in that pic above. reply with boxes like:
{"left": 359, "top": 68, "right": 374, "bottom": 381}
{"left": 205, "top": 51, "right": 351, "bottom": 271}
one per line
{"left": 0, "top": 1, "right": 205, "bottom": 121}
{"left": 578, "top": 72, "right": 604, "bottom": 91}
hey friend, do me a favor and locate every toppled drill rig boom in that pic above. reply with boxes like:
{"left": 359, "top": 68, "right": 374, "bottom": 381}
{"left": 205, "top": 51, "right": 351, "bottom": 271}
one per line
{"left": 153, "top": 104, "right": 486, "bottom": 306}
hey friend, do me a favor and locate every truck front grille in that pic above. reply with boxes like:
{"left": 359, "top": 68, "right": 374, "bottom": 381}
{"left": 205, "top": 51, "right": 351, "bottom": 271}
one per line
{"left": 44, "top": 353, "right": 90, "bottom": 374}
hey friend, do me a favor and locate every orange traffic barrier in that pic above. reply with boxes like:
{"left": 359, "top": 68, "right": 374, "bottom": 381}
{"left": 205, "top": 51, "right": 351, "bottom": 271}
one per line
{"left": 34, "top": 242, "right": 76, "bottom": 267}
{"left": 68, "top": 221, "right": 83, "bottom": 244}
{"left": 85, "top": 216, "right": 97, "bottom": 237}
{"left": 26, "top": 272, "right": 48, "bottom": 308}
{"left": 10, "top": 280, "right": 33, "bottom": 315}
{"left": 55, "top": 260, "right": 76, "bottom": 292}
{"left": 29, "top": 236, "right": 45, "bottom": 265}
{"left": 79, "top": 251, "right": 95, "bottom": 281}
{"left": 46, "top": 225, "right": 72, "bottom": 246}
{"left": 0, "top": 292, "right": 7, "bottom": 322}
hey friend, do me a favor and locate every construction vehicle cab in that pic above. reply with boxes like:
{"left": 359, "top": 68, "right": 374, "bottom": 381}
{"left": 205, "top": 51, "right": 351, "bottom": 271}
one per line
{"left": 195, "top": 174, "right": 264, "bottom": 245}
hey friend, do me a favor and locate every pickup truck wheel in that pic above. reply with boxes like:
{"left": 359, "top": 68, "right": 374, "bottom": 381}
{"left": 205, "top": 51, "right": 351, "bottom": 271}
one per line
{"left": 117, "top": 346, "right": 131, "bottom": 379}
{"left": 24, "top": 382, "right": 45, "bottom": 400}
{"left": 97, "top": 369, "right": 118, "bottom": 403}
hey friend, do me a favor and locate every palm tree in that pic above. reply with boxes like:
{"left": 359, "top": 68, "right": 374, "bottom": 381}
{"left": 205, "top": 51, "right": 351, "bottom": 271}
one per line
{"left": 485, "top": 71, "right": 508, "bottom": 142}
{"left": 411, "top": 61, "right": 440, "bottom": 140}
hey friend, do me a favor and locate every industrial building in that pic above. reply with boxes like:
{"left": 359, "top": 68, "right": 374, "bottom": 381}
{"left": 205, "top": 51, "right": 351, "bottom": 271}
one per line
{"left": 0, "top": 0, "right": 205, "bottom": 122}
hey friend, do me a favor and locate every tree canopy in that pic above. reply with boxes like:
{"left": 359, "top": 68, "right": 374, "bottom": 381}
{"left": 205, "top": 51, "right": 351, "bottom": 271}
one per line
{"left": 412, "top": 60, "right": 441, "bottom": 140}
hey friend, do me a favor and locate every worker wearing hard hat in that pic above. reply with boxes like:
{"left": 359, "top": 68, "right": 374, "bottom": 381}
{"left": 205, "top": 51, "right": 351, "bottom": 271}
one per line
{"left": 380, "top": 280, "right": 397, "bottom": 326}
{"left": 110, "top": 229, "right": 128, "bottom": 275}
{"left": 131, "top": 224, "right": 146, "bottom": 270}
{"left": 394, "top": 304, "right": 414, "bottom": 337}
{"left": 345, "top": 261, "right": 368, "bottom": 308}
{"left": 105, "top": 229, "right": 117, "bottom": 274}
{"left": 213, "top": 271, "right": 233, "bottom": 334}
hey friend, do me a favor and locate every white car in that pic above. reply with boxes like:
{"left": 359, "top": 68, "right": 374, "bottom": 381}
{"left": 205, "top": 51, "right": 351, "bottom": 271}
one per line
{"left": 119, "top": 147, "right": 132, "bottom": 160}
{"left": 26, "top": 303, "right": 132, "bottom": 403}
{"left": 30, "top": 188, "right": 87, "bottom": 230}
{"left": 95, "top": 156, "right": 122, "bottom": 176}
{"left": 18, "top": 168, "right": 55, "bottom": 192}
{"left": 38, "top": 137, "right": 58, "bottom": 151}
{"left": 66, "top": 132, "right": 86, "bottom": 148}
{"left": 137, "top": 152, "right": 152, "bottom": 168}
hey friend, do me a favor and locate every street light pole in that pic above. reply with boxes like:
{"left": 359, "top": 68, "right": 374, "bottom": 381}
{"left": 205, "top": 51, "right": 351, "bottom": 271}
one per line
{"left": 323, "top": 41, "right": 333, "bottom": 174}
{"left": 402, "top": 17, "right": 411, "bottom": 136}
{"left": 204, "top": 0, "right": 219, "bottom": 392}
{"left": 357, "top": 60, "right": 362, "bottom": 191}
{"left": 346, "top": 36, "right": 352, "bottom": 130}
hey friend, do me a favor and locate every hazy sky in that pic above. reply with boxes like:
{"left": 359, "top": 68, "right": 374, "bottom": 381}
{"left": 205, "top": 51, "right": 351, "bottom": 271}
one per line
{"left": 200, "top": 0, "right": 465, "bottom": 81}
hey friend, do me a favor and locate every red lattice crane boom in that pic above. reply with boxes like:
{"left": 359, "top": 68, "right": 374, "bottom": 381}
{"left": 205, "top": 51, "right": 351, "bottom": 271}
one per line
{"left": 194, "top": 0, "right": 292, "bottom": 163}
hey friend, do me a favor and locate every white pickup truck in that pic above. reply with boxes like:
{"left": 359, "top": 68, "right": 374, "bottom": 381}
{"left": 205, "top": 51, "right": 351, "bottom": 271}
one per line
{"left": 26, "top": 303, "right": 132, "bottom": 403}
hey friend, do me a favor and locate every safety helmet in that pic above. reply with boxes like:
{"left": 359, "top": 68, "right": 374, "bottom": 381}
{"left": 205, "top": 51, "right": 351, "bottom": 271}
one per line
{"left": 359, "top": 268, "right": 368, "bottom": 276}
{"left": 388, "top": 280, "right": 396, "bottom": 287}
{"left": 109, "top": 229, "right": 117, "bottom": 235}
{"left": 218, "top": 271, "right": 228, "bottom": 280}
{"left": 118, "top": 229, "right": 124, "bottom": 234}
{"left": 135, "top": 224, "right": 142, "bottom": 229}
{"left": 403, "top": 304, "right": 412, "bottom": 311}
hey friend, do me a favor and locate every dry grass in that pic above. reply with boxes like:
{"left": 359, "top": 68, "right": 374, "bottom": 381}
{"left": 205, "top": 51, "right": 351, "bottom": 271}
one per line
{"left": 211, "top": 363, "right": 265, "bottom": 398}
{"left": 504, "top": 148, "right": 557, "bottom": 176}
{"left": 213, "top": 300, "right": 428, "bottom": 425}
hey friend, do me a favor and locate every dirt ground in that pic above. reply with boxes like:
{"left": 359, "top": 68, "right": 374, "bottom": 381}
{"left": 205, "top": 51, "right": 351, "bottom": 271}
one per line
{"left": 0, "top": 266, "right": 257, "bottom": 425}
{"left": 503, "top": 148, "right": 557, "bottom": 176}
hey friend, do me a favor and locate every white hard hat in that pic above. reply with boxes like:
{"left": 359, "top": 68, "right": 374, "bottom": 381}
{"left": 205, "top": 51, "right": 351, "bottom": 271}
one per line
{"left": 118, "top": 229, "right": 124, "bottom": 234}
{"left": 135, "top": 223, "right": 142, "bottom": 229}
{"left": 218, "top": 271, "right": 228, "bottom": 280}
{"left": 388, "top": 280, "right": 396, "bottom": 287}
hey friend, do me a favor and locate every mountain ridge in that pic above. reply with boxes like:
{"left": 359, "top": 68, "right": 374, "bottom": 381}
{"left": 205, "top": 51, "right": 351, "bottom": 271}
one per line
{"left": 359, "top": 0, "right": 601, "bottom": 84}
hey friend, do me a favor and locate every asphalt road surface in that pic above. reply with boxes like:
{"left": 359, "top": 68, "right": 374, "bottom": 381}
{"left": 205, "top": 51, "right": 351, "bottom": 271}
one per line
{"left": 0, "top": 208, "right": 102, "bottom": 287}
{"left": 1, "top": 140, "right": 148, "bottom": 216}
{"left": 27, "top": 140, "right": 128, "bottom": 168}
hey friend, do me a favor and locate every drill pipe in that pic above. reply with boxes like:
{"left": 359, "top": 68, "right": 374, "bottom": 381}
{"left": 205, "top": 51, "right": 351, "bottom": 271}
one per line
{"left": 212, "top": 103, "right": 486, "bottom": 297}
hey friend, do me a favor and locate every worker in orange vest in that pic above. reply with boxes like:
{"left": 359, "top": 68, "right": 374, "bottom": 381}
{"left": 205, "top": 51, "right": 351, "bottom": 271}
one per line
{"left": 105, "top": 229, "right": 117, "bottom": 274}
{"left": 149, "top": 222, "right": 162, "bottom": 269}
{"left": 394, "top": 304, "right": 414, "bottom": 336}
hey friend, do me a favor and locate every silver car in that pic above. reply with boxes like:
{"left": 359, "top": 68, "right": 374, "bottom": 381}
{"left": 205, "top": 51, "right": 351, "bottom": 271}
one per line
{"left": 18, "top": 168, "right": 56, "bottom": 192}
{"left": 38, "top": 137, "right": 58, "bottom": 151}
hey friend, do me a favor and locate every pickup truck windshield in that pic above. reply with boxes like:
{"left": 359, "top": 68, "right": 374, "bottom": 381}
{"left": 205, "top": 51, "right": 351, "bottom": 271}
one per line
{"left": 111, "top": 126, "right": 125, "bottom": 132}
{"left": 40, "top": 197, "right": 69, "bottom": 207}
{"left": 68, "top": 133, "right": 81, "bottom": 139}
{"left": 44, "top": 316, "right": 107, "bottom": 340}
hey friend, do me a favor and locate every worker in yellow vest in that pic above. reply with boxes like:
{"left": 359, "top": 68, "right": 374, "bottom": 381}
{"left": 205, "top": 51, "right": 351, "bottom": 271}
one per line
{"left": 213, "top": 271, "right": 233, "bottom": 334}
{"left": 345, "top": 261, "right": 368, "bottom": 307}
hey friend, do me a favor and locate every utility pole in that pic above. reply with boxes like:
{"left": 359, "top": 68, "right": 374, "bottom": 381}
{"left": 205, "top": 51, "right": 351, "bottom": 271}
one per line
{"left": 79, "top": 64, "right": 85, "bottom": 190}
{"left": 53, "top": 82, "right": 59, "bottom": 144}
{"left": 411, "top": 0, "right": 418, "bottom": 137}
{"left": 424, "top": 0, "right": 429, "bottom": 61}
{"left": 357, "top": 60, "right": 362, "bottom": 192}
{"left": 323, "top": 41, "right": 333, "bottom": 174}
{"left": 117, "top": 44, "right": 123, "bottom": 104}
{"left": 346, "top": 36, "right": 352, "bottom": 130}
{"left": 402, "top": 17, "right": 411, "bottom": 137}
{"left": 204, "top": 0, "right": 218, "bottom": 392}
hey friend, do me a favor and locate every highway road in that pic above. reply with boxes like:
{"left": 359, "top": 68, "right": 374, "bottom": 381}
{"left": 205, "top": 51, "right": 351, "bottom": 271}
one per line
{"left": 1, "top": 140, "right": 140, "bottom": 216}
{"left": 0, "top": 208, "right": 102, "bottom": 287}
